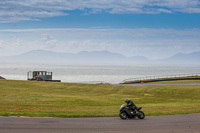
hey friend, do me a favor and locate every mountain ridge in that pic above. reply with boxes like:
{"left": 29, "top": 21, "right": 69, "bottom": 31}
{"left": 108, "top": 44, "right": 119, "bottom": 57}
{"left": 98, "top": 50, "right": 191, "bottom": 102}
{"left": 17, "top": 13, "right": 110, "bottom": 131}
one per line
{"left": 0, "top": 50, "right": 199, "bottom": 64}
{"left": 162, "top": 51, "right": 200, "bottom": 64}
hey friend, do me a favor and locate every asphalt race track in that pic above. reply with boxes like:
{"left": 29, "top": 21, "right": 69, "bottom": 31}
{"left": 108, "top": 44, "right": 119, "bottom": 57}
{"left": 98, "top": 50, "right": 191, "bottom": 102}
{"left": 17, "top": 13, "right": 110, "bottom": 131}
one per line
{"left": 0, "top": 113, "right": 200, "bottom": 133}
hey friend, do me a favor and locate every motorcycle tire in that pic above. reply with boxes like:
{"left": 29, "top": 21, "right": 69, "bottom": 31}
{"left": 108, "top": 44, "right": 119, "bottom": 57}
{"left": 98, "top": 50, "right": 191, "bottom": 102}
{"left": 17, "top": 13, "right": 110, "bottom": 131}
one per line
{"left": 119, "top": 112, "right": 128, "bottom": 120}
{"left": 137, "top": 111, "right": 145, "bottom": 119}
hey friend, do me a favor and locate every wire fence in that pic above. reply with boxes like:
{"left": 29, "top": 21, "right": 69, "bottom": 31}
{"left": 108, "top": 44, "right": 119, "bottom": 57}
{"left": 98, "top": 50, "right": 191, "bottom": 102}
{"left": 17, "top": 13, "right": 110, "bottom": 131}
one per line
{"left": 122, "top": 73, "right": 200, "bottom": 83}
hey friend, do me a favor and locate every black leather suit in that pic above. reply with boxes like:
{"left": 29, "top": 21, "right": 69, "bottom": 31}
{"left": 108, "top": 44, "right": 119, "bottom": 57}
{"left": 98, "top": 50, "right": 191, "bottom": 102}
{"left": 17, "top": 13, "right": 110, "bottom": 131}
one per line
{"left": 126, "top": 100, "right": 136, "bottom": 111}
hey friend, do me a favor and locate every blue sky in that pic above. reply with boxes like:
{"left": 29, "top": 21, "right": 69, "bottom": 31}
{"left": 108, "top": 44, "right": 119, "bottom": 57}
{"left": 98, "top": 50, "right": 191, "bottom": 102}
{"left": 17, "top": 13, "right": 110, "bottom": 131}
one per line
{"left": 0, "top": 0, "right": 200, "bottom": 59}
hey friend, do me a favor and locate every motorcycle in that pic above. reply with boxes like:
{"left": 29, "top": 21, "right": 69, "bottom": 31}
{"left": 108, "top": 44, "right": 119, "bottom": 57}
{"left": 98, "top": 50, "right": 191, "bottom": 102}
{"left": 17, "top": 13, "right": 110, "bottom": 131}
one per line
{"left": 119, "top": 104, "right": 145, "bottom": 120}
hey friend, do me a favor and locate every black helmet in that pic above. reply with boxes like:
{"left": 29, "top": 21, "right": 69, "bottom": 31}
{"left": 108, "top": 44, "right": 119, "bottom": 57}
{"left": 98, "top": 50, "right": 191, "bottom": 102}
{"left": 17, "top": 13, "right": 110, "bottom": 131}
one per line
{"left": 125, "top": 98, "right": 130, "bottom": 103}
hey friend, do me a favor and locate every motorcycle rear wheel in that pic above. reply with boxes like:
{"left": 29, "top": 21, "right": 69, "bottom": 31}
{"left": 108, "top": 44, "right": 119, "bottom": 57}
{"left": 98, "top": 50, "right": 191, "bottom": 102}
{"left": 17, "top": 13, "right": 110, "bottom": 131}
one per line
{"left": 119, "top": 112, "right": 128, "bottom": 120}
{"left": 137, "top": 111, "right": 145, "bottom": 119}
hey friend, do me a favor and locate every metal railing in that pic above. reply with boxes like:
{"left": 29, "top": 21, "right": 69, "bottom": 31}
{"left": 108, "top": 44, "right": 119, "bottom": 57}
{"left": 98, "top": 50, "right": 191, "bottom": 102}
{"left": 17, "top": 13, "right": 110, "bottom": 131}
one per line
{"left": 122, "top": 73, "right": 200, "bottom": 83}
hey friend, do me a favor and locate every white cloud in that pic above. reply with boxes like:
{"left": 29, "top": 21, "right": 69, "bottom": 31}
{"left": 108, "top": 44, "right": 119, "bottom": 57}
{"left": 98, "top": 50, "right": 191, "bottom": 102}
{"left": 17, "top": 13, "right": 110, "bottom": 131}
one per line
{"left": 0, "top": 40, "right": 6, "bottom": 48}
{"left": 41, "top": 34, "right": 56, "bottom": 41}
{"left": 0, "top": 0, "right": 200, "bottom": 22}
{"left": 177, "top": 7, "right": 200, "bottom": 13}
{"left": 41, "top": 34, "right": 57, "bottom": 49}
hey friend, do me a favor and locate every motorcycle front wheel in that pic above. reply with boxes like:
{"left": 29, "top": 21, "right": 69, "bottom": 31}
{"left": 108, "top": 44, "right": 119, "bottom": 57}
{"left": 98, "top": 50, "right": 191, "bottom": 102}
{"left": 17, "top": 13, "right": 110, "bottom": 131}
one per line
{"left": 137, "top": 111, "right": 145, "bottom": 119}
{"left": 119, "top": 112, "right": 128, "bottom": 120}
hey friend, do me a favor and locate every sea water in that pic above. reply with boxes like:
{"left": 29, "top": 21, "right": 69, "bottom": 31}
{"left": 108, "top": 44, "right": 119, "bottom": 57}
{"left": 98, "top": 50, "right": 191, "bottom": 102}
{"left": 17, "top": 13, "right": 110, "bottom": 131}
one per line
{"left": 0, "top": 62, "right": 200, "bottom": 84}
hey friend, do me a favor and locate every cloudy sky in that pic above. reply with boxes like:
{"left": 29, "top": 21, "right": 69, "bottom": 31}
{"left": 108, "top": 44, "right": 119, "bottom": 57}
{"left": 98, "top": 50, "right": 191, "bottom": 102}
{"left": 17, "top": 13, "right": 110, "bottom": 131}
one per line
{"left": 0, "top": 0, "right": 200, "bottom": 59}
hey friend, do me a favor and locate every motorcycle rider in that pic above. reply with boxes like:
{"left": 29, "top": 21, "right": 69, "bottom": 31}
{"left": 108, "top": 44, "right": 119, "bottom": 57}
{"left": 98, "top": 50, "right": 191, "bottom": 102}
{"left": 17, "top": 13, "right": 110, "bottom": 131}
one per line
{"left": 125, "top": 98, "right": 136, "bottom": 112}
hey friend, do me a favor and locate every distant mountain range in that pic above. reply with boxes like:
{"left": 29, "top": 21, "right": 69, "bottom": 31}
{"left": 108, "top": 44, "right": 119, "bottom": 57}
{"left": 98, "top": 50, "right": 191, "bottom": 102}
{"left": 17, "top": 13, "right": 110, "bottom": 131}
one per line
{"left": 162, "top": 51, "right": 200, "bottom": 64}
{"left": 0, "top": 50, "right": 199, "bottom": 64}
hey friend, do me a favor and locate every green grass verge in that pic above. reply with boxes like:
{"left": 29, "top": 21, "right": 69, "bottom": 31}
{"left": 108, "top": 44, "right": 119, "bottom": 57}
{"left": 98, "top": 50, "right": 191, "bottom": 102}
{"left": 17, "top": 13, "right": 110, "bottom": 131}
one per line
{"left": 0, "top": 79, "right": 200, "bottom": 117}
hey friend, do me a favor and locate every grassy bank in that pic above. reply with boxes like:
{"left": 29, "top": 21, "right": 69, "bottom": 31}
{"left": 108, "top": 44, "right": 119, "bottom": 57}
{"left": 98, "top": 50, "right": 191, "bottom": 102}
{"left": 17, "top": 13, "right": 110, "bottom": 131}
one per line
{"left": 0, "top": 79, "right": 200, "bottom": 117}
